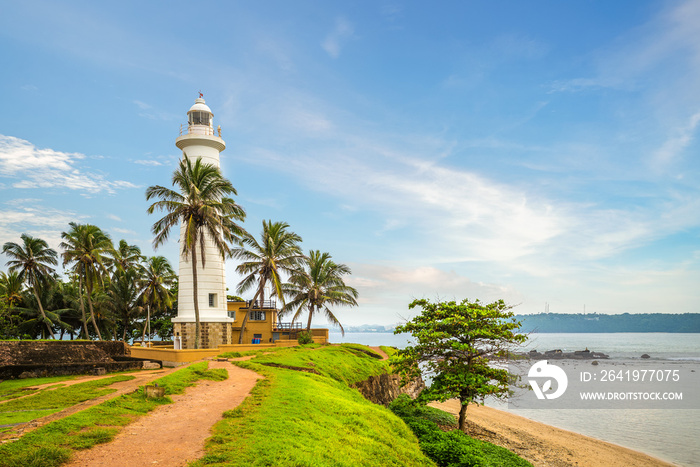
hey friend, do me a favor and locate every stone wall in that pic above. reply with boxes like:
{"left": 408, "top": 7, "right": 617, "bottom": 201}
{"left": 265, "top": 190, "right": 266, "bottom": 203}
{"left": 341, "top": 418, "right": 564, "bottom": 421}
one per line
{"left": 353, "top": 373, "right": 425, "bottom": 406}
{"left": 0, "top": 340, "right": 145, "bottom": 379}
{"left": 174, "top": 322, "right": 232, "bottom": 349}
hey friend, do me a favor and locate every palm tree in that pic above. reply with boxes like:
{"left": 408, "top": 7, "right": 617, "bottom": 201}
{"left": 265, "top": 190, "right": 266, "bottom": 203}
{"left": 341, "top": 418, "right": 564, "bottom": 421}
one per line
{"left": 0, "top": 271, "right": 24, "bottom": 309}
{"left": 138, "top": 256, "right": 176, "bottom": 342}
{"left": 282, "top": 250, "right": 358, "bottom": 336}
{"left": 111, "top": 239, "right": 143, "bottom": 273}
{"left": 109, "top": 266, "right": 143, "bottom": 341}
{"left": 18, "top": 279, "right": 73, "bottom": 339}
{"left": 3, "top": 234, "right": 59, "bottom": 338}
{"left": 232, "top": 220, "right": 304, "bottom": 344}
{"left": 0, "top": 271, "right": 25, "bottom": 337}
{"left": 146, "top": 157, "right": 246, "bottom": 349}
{"left": 60, "top": 223, "right": 114, "bottom": 340}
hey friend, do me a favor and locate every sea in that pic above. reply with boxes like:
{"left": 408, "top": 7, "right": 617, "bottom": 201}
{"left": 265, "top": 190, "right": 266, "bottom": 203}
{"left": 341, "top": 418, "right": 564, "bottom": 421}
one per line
{"left": 330, "top": 332, "right": 700, "bottom": 467}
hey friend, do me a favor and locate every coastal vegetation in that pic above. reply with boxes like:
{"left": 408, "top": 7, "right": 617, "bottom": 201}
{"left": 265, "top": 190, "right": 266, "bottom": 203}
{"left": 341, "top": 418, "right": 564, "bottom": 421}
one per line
{"left": 0, "top": 362, "right": 226, "bottom": 467}
{"left": 2, "top": 235, "right": 63, "bottom": 338}
{"left": 394, "top": 298, "right": 526, "bottom": 431}
{"left": 1, "top": 226, "right": 177, "bottom": 342}
{"left": 389, "top": 395, "right": 532, "bottom": 467}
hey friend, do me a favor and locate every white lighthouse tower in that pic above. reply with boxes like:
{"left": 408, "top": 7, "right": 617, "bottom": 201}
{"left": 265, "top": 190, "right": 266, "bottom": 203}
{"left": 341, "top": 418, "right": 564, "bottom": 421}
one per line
{"left": 171, "top": 96, "right": 233, "bottom": 349}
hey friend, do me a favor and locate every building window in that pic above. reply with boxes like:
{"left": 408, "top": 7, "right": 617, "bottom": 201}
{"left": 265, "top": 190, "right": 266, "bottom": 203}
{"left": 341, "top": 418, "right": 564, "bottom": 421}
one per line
{"left": 209, "top": 293, "right": 217, "bottom": 307}
{"left": 249, "top": 310, "right": 266, "bottom": 321}
{"left": 228, "top": 310, "right": 236, "bottom": 320}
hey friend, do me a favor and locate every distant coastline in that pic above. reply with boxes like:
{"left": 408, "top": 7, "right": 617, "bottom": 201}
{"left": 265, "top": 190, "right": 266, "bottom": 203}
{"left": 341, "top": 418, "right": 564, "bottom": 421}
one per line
{"left": 345, "top": 313, "right": 700, "bottom": 333}
{"left": 515, "top": 312, "right": 700, "bottom": 333}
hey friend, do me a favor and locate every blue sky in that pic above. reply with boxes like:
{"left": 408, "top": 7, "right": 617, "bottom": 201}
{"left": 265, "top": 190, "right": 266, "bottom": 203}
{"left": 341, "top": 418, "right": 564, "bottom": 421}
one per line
{"left": 1, "top": 1, "right": 699, "bottom": 326}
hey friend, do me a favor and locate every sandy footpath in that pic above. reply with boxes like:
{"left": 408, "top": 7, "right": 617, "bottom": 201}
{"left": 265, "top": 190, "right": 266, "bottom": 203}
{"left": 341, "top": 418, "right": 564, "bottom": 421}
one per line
{"left": 430, "top": 400, "right": 676, "bottom": 467}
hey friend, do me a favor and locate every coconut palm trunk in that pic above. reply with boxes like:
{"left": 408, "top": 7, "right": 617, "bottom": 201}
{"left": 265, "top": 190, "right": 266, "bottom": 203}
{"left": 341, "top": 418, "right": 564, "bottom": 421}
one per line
{"left": 305, "top": 303, "right": 316, "bottom": 333}
{"left": 238, "top": 283, "right": 264, "bottom": 344}
{"left": 85, "top": 281, "right": 102, "bottom": 340}
{"left": 78, "top": 275, "right": 89, "bottom": 339}
{"left": 31, "top": 285, "right": 54, "bottom": 338}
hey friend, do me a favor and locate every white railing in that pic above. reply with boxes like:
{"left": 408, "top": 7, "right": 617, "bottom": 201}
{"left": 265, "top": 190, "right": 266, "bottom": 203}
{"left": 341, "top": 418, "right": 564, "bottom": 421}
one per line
{"left": 179, "top": 124, "right": 222, "bottom": 137}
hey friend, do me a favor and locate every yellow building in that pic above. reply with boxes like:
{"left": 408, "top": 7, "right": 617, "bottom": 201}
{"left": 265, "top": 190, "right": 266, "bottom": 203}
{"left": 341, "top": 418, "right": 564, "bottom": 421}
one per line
{"left": 228, "top": 299, "right": 329, "bottom": 345}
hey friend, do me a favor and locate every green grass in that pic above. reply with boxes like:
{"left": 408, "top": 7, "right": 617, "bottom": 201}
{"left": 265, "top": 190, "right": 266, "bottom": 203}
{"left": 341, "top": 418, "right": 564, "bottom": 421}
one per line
{"left": 192, "top": 345, "right": 434, "bottom": 467}
{"left": 380, "top": 345, "right": 398, "bottom": 358}
{"left": 250, "top": 344, "right": 390, "bottom": 385}
{"left": 0, "top": 375, "right": 79, "bottom": 401}
{"left": 0, "top": 375, "right": 135, "bottom": 432}
{"left": 0, "top": 362, "right": 227, "bottom": 467}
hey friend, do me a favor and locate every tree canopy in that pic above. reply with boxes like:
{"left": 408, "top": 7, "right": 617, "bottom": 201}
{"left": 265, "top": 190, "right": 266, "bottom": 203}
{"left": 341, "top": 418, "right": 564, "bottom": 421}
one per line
{"left": 282, "top": 250, "right": 358, "bottom": 335}
{"left": 393, "top": 298, "right": 527, "bottom": 432}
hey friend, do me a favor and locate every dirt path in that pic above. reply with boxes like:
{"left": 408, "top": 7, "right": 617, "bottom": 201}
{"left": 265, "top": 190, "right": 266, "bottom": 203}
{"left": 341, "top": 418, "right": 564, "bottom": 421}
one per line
{"left": 430, "top": 400, "right": 674, "bottom": 467}
{"left": 368, "top": 346, "right": 389, "bottom": 360}
{"left": 65, "top": 360, "right": 262, "bottom": 467}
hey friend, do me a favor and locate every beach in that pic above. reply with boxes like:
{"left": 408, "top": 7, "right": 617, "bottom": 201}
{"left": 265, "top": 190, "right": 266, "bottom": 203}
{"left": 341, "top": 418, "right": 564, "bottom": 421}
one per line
{"left": 430, "top": 400, "right": 676, "bottom": 467}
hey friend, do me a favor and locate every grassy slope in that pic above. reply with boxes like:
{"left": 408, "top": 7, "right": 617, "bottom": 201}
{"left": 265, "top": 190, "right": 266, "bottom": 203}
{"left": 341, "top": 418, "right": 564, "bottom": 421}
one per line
{"left": 0, "top": 362, "right": 227, "bottom": 467}
{"left": 193, "top": 344, "right": 435, "bottom": 467}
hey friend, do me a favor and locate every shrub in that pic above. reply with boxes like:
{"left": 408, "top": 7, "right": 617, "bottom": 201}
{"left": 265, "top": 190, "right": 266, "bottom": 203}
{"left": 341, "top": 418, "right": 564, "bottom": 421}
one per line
{"left": 297, "top": 331, "right": 314, "bottom": 345}
{"left": 389, "top": 395, "right": 532, "bottom": 467}
{"left": 389, "top": 394, "right": 457, "bottom": 427}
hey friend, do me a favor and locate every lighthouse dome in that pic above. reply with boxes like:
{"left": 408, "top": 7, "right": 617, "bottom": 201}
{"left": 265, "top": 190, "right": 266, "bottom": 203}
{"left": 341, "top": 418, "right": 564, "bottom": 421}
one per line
{"left": 188, "top": 97, "right": 212, "bottom": 115}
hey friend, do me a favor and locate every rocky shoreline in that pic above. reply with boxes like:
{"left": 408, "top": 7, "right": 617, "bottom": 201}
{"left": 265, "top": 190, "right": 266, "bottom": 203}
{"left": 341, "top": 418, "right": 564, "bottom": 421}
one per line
{"left": 523, "top": 348, "right": 610, "bottom": 359}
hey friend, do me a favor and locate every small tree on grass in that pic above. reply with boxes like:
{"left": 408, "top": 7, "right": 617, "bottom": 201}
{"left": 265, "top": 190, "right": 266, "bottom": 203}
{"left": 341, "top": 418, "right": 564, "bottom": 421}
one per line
{"left": 393, "top": 298, "right": 527, "bottom": 432}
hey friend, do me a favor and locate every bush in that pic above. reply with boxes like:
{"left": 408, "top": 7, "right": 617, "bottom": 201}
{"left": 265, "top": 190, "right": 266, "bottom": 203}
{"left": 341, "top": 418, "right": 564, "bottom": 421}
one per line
{"left": 389, "top": 394, "right": 457, "bottom": 427}
{"left": 297, "top": 331, "right": 314, "bottom": 345}
{"left": 389, "top": 395, "right": 532, "bottom": 467}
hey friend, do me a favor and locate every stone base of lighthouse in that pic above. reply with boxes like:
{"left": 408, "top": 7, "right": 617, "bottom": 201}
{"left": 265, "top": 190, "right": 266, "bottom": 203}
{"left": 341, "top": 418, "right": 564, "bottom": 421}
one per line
{"left": 173, "top": 321, "right": 232, "bottom": 350}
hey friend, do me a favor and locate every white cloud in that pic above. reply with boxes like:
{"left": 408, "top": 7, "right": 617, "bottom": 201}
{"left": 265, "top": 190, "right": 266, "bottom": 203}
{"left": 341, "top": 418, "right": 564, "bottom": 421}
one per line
{"left": 342, "top": 263, "right": 524, "bottom": 325}
{"left": 653, "top": 111, "right": 700, "bottom": 165}
{"left": 0, "top": 135, "right": 137, "bottom": 194}
{"left": 0, "top": 204, "right": 87, "bottom": 253}
{"left": 134, "top": 160, "right": 164, "bottom": 166}
{"left": 321, "top": 18, "right": 354, "bottom": 59}
{"left": 107, "top": 214, "right": 122, "bottom": 222}
{"left": 112, "top": 227, "right": 137, "bottom": 235}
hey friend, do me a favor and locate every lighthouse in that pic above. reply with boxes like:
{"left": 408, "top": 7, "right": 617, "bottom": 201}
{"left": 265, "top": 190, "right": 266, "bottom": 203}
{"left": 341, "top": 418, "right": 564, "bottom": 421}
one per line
{"left": 171, "top": 96, "right": 233, "bottom": 349}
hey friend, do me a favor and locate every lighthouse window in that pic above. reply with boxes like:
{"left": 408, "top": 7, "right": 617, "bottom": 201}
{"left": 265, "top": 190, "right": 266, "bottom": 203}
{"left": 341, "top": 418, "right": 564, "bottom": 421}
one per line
{"left": 189, "top": 111, "right": 210, "bottom": 126}
{"left": 208, "top": 293, "right": 217, "bottom": 307}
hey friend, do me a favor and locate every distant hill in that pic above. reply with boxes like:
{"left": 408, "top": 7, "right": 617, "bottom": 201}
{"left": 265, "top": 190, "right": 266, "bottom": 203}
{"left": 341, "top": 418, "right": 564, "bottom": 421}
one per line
{"left": 343, "top": 325, "right": 395, "bottom": 333}
{"left": 515, "top": 313, "right": 700, "bottom": 333}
